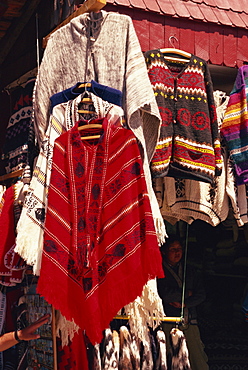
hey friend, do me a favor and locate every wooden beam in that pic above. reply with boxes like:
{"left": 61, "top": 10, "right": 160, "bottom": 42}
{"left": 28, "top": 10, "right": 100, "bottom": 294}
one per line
{"left": 0, "top": 0, "right": 42, "bottom": 66}
{"left": 42, "top": 0, "right": 106, "bottom": 48}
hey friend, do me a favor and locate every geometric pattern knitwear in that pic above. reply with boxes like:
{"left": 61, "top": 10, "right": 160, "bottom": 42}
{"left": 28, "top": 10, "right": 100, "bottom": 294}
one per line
{"left": 145, "top": 50, "right": 222, "bottom": 184}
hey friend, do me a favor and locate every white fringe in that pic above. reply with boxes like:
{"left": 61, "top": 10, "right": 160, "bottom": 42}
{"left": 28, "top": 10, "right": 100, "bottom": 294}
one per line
{"left": 55, "top": 310, "right": 79, "bottom": 347}
{"left": 123, "top": 279, "right": 165, "bottom": 347}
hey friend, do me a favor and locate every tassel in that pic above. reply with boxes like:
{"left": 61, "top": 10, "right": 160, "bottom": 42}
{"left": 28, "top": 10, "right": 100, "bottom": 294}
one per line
{"left": 92, "top": 343, "right": 102, "bottom": 370}
{"left": 170, "top": 328, "right": 191, "bottom": 370}
{"left": 102, "top": 328, "right": 118, "bottom": 369}
{"left": 155, "top": 330, "right": 167, "bottom": 370}
{"left": 119, "top": 326, "right": 133, "bottom": 370}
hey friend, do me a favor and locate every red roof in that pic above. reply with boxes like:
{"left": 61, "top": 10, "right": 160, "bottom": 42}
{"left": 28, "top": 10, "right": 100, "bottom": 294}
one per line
{"left": 107, "top": 0, "right": 248, "bottom": 29}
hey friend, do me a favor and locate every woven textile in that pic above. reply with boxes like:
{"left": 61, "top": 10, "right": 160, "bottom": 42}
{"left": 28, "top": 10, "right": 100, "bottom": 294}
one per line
{"left": 50, "top": 80, "right": 122, "bottom": 110}
{"left": 57, "top": 329, "right": 89, "bottom": 370}
{"left": 0, "top": 291, "right": 6, "bottom": 369}
{"left": 37, "top": 119, "right": 164, "bottom": 344}
{"left": 221, "top": 65, "right": 248, "bottom": 185}
{"left": 0, "top": 185, "right": 25, "bottom": 286}
{"left": 145, "top": 50, "right": 222, "bottom": 184}
{"left": 15, "top": 94, "right": 124, "bottom": 275}
{"left": 33, "top": 11, "right": 161, "bottom": 164}
{"left": 2, "top": 79, "right": 35, "bottom": 174}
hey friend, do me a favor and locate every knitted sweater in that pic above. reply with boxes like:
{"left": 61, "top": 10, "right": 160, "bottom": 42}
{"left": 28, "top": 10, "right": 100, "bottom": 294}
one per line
{"left": 33, "top": 11, "right": 161, "bottom": 164}
{"left": 220, "top": 65, "right": 248, "bottom": 185}
{"left": 145, "top": 50, "right": 222, "bottom": 184}
{"left": 31, "top": 11, "right": 167, "bottom": 249}
{"left": 153, "top": 91, "right": 231, "bottom": 227}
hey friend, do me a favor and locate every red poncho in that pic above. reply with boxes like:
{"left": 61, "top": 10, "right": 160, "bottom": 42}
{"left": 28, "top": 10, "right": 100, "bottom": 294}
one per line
{"left": 37, "top": 118, "right": 164, "bottom": 344}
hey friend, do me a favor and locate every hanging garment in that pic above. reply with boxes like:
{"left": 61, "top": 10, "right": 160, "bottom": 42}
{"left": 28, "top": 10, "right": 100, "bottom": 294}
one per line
{"left": 221, "top": 65, "right": 248, "bottom": 185}
{"left": 152, "top": 177, "right": 194, "bottom": 226}
{"left": 144, "top": 50, "right": 222, "bottom": 184}
{"left": 237, "top": 184, "right": 248, "bottom": 224}
{"left": 91, "top": 343, "right": 102, "bottom": 370}
{"left": 129, "top": 332, "right": 140, "bottom": 370}
{"left": 119, "top": 326, "right": 133, "bottom": 370}
{"left": 16, "top": 91, "right": 165, "bottom": 276}
{"left": 155, "top": 330, "right": 167, "bottom": 370}
{"left": 57, "top": 329, "right": 89, "bottom": 370}
{"left": 152, "top": 89, "right": 230, "bottom": 227}
{"left": 15, "top": 94, "right": 124, "bottom": 276}
{"left": 0, "top": 185, "right": 26, "bottom": 286}
{"left": 32, "top": 10, "right": 166, "bottom": 244}
{"left": 102, "top": 329, "right": 118, "bottom": 369}
{"left": 34, "top": 10, "right": 166, "bottom": 244}
{"left": 50, "top": 80, "right": 123, "bottom": 110}
{"left": 2, "top": 78, "right": 36, "bottom": 174}
{"left": 33, "top": 11, "right": 161, "bottom": 164}
{"left": 169, "top": 328, "right": 191, "bottom": 370}
{"left": 123, "top": 279, "right": 165, "bottom": 350}
{"left": 158, "top": 169, "right": 229, "bottom": 227}
{"left": 141, "top": 341, "right": 154, "bottom": 370}
{"left": 113, "top": 330, "right": 120, "bottom": 367}
{"left": 37, "top": 119, "right": 164, "bottom": 344}
{"left": 0, "top": 291, "right": 6, "bottom": 370}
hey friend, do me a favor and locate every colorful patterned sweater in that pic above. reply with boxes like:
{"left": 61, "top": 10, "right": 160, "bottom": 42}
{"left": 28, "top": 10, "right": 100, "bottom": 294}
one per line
{"left": 220, "top": 65, "right": 248, "bottom": 185}
{"left": 145, "top": 50, "right": 222, "bottom": 184}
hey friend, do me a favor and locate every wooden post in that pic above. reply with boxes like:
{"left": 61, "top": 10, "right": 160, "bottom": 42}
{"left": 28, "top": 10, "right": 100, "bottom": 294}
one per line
{"left": 52, "top": 306, "right": 58, "bottom": 370}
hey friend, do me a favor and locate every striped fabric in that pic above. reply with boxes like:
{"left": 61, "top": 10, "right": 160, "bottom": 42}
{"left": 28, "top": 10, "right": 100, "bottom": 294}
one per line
{"left": 15, "top": 94, "right": 124, "bottom": 276}
{"left": 221, "top": 65, "right": 248, "bottom": 185}
{"left": 37, "top": 119, "right": 164, "bottom": 345}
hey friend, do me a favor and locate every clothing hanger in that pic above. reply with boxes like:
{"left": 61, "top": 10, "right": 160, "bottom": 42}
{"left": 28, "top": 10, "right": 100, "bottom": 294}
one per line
{"left": 160, "top": 36, "right": 191, "bottom": 63}
{"left": 0, "top": 169, "right": 23, "bottom": 183}
{"left": 78, "top": 123, "right": 102, "bottom": 131}
{"left": 78, "top": 86, "right": 95, "bottom": 114}
{"left": 78, "top": 82, "right": 92, "bottom": 90}
{"left": 78, "top": 119, "right": 102, "bottom": 141}
{"left": 113, "top": 314, "right": 183, "bottom": 324}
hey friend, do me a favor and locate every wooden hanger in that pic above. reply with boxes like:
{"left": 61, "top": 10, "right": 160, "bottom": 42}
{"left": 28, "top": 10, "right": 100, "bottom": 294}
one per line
{"left": 78, "top": 109, "right": 95, "bottom": 114}
{"left": 78, "top": 82, "right": 92, "bottom": 90}
{"left": 160, "top": 47, "right": 191, "bottom": 59}
{"left": 78, "top": 123, "right": 102, "bottom": 131}
{"left": 78, "top": 84, "right": 94, "bottom": 107}
{"left": 0, "top": 169, "right": 23, "bottom": 182}
{"left": 43, "top": 0, "right": 107, "bottom": 48}
{"left": 78, "top": 87, "right": 95, "bottom": 114}
{"left": 78, "top": 122, "right": 102, "bottom": 140}
{"left": 160, "top": 36, "right": 191, "bottom": 63}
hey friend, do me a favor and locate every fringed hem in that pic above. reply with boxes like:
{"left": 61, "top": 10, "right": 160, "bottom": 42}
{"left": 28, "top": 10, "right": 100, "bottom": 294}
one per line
{"left": 37, "top": 238, "right": 164, "bottom": 345}
{"left": 123, "top": 278, "right": 165, "bottom": 346}
{"left": 55, "top": 310, "right": 79, "bottom": 347}
{"left": 15, "top": 217, "right": 43, "bottom": 276}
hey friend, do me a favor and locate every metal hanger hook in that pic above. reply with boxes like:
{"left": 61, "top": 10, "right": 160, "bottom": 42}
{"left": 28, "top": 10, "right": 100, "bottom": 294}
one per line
{"left": 169, "top": 35, "right": 179, "bottom": 48}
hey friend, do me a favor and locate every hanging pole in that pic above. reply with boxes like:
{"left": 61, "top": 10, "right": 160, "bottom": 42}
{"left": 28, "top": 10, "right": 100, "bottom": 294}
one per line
{"left": 113, "top": 315, "right": 184, "bottom": 324}
{"left": 180, "top": 223, "right": 189, "bottom": 321}
{"left": 35, "top": 12, "right": 40, "bottom": 71}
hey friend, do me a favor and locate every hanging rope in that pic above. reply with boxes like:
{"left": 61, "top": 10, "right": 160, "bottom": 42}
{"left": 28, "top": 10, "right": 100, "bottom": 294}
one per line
{"left": 180, "top": 223, "right": 189, "bottom": 321}
{"left": 35, "top": 13, "right": 40, "bottom": 71}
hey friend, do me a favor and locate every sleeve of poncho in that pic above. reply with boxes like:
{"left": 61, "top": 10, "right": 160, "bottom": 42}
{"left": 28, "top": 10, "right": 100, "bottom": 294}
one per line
{"left": 124, "top": 16, "right": 161, "bottom": 163}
